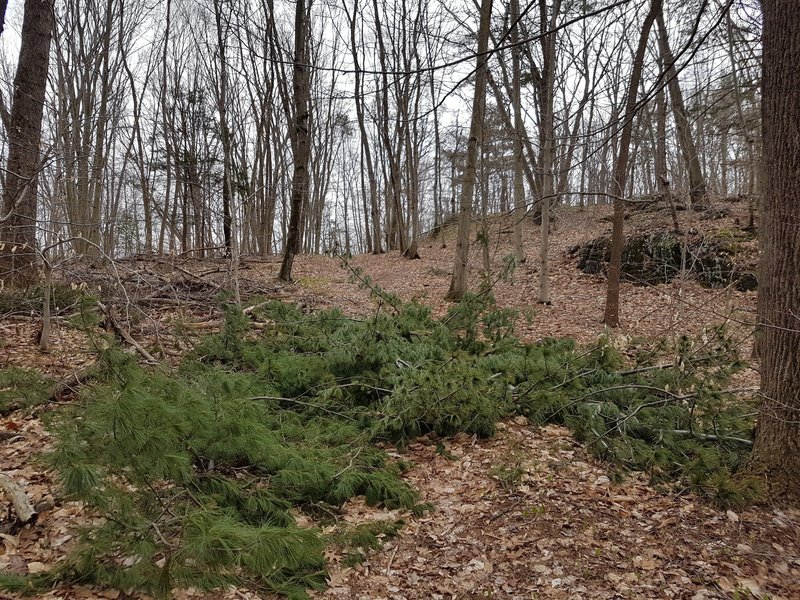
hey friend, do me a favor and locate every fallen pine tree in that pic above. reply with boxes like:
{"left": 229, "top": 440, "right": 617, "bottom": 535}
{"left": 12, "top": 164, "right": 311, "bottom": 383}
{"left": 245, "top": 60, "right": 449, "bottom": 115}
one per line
{"left": 0, "top": 291, "right": 760, "bottom": 599}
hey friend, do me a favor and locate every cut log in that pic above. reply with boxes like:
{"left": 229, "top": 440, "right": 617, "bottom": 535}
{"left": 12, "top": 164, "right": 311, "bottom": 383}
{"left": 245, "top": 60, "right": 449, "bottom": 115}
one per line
{"left": 0, "top": 472, "right": 36, "bottom": 524}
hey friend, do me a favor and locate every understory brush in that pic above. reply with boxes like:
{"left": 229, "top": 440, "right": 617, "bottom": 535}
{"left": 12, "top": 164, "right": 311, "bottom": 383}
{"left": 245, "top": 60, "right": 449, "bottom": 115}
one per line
{"left": 0, "top": 290, "right": 759, "bottom": 598}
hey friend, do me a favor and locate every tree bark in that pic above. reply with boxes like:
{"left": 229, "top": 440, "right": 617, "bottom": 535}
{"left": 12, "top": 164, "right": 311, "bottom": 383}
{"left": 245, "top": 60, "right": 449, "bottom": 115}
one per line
{"left": 446, "top": 0, "right": 492, "bottom": 300}
{"left": 747, "top": 0, "right": 800, "bottom": 500}
{"left": 0, "top": 0, "right": 55, "bottom": 285}
{"left": 372, "top": 0, "right": 406, "bottom": 254}
{"left": 0, "top": 472, "right": 36, "bottom": 524}
{"left": 510, "top": 0, "right": 526, "bottom": 263}
{"left": 603, "top": 0, "right": 661, "bottom": 327}
{"left": 537, "top": 0, "right": 560, "bottom": 305}
{"left": 344, "top": 0, "right": 381, "bottom": 254}
{"left": 279, "top": 0, "right": 312, "bottom": 281}
{"left": 656, "top": 8, "right": 707, "bottom": 208}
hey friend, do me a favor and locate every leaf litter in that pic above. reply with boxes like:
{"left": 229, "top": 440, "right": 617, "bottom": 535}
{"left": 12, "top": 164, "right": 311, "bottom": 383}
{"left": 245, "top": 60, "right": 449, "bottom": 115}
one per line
{"left": 1, "top": 201, "right": 797, "bottom": 599}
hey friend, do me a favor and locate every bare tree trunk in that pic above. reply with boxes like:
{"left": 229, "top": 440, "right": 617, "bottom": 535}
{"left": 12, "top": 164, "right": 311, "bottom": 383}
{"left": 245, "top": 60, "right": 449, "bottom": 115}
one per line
{"left": 725, "top": 10, "right": 757, "bottom": 229}
{"left": 427, "top": 41, "right": 445, "bottom": 248}
{"left": 603, "top": 0, "right": 661, "bottom": 327}
{"left": 654, "top": 66, "right": 680, "bottom": 233}
{"left": 510, "top": 0, "right": 526, "bottom": 263}
{"left": 344, "top": 0, "right": 381, "bottom": 254}
{"left": 656, "top": 8, "right": 706, "bottom": 208}
{"left": 747, "top": 0, "right": 800, "bottom": 500}
{"left": 279, "top": 0, "right": 311, "bottom": 281}
{"left": 120, "top": 23, "right": 154, "bottom": 254}
{"left": 372, "top": 0, "right": 406, "bottom": 253}
{"left": 537, "top": 0, "right": 560, "bottom": 305}
{"left": 87, "top": 0, "right": 116, "bottom": 258}
{"left": 446, "top": 0, "right": 492, "bottom": 300}
{"left": 0, "top": 0, "right": 55, "bottom": 285}
{"left": 213, "top": 0, "right": 234, "bottom": 257}
{"left": 157, "top": 0, "right": 172, "bottom": 255}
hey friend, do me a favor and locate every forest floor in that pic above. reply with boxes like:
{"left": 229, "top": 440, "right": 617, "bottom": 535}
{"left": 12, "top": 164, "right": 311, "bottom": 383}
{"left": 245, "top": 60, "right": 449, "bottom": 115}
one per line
{"left": 1, "top": 199, "right": 799, "bottom": 600}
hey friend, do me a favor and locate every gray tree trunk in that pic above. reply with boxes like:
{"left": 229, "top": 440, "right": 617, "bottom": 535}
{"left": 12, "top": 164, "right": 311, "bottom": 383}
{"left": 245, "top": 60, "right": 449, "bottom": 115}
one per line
{"left": 446, "top": 0, "right": 492, "bottom": 300}
{"left": 0, "top": 0, "right": 55, "bottom": 285}
{"left": 656, "top": 8, "right": 707, "bottom": 208}
{"left": 747, "top": 0, "right": 800, "bottom": 500}
{"left": 603, "top": 0, "right": 662, "bottom": 327}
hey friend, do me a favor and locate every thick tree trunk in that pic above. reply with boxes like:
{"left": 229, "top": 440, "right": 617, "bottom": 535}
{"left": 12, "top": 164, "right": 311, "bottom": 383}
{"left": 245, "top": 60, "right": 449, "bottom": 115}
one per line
{"left": 446, "top": 0, "right": 492, "bottom": 301}
{"left": 747, "top": 0, "right": 800, "bottom": 500}
{"left": 0, "top": 0, "right": 55, "bottom": 285}
{"left": 603, "top": 0, "right": 661, "bottom": 327}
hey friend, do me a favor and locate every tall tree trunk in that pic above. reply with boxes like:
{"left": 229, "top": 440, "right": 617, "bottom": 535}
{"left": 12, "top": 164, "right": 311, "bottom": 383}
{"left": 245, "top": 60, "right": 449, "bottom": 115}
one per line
{"left": 603, "top": 0, "right": 661, "bottom": 327}
{"left": 157, "top": 0, "right": 173, "bottom": 255}
{"left": 87, "top": 0, "right": 115, "bottom": 258}
{"left": 279, "top": 0, "right": 311, "bottom": 281}
{"left": 654, "top": 64, "right": 680, "bottom": 233}
{"left": 537, "top": 0, "right": 560, "bottom": 305}
{"left": 510, "top": 0, "right": 526, "bottom": 263}
{"left": 446, "top": 0, "right": 492, "bottom": 301}
{"left": 121, "top": 42, "right": 153, "bottom": 254}
{"left": 747, "top": 0, "right": 800, "bottom": 500}
{"left": 656, "top": 8, "right": 706, "bottom": 208}
{"left": 344, "top": 0, "right": 381, "bottom": 254}
{"left": 214, "top": 0, "right": 234, "bottom": 257}
{"left": 0, "top": 0, "right": 55, "bottom": 285}
{"left": 372, "top": 0, "right": 406, "bottom": 253}
{"left": 725, "top": 10, "right": 757, "bottom": 229}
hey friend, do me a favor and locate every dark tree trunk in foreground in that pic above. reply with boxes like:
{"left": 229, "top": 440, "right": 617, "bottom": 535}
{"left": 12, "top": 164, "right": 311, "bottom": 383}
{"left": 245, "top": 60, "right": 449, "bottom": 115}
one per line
{"left": 279, "top": 0, "right": 311, "bottom": 282}
{"left": 603, "top": 0, "right": 661, "bottom": 327}
{"left": 747, "top": 0, "right": 800, "bottom": 500}
{"left": 0, "top": 0, "right": 55, "bottom": 285}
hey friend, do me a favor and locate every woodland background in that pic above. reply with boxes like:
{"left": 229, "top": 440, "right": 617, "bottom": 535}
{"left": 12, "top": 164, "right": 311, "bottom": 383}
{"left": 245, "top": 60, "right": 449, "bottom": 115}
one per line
{"left": 1, "top": 0, "right": 799, "bottom": 599}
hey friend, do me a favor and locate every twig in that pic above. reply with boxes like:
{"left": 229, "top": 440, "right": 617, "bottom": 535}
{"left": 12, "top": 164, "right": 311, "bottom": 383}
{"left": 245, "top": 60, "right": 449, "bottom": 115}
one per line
{"left": 488, "top": 498, "right": 524, "bottom": 522}
{"left": 97, "top": 301, "right": 159, "bottom": 364}
{"left": 386, "top": 543, "right": 400, "bottom": 576}
{"left": 332, "top": 448, "right": 362, "bottom": 479}
{"left": 669, "top": 429, "right": 753, "bottom": 446}
{"left": 250, "top": 395, "right": 356, "bottom": 420}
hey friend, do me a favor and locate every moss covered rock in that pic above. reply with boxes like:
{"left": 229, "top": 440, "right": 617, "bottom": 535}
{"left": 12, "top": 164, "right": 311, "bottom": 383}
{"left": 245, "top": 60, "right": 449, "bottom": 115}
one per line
{"left": 573, "top": 230, "right": 757, "bottom": 290}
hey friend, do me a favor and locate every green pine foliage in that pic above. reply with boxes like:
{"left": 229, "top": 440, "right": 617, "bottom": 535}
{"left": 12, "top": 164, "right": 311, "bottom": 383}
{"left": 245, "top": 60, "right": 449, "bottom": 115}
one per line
{"left": 0, "top": 367, "right": 51, "bottom": 414}
{"left": 2, "top": 290, "right": 759, "bottom": 599}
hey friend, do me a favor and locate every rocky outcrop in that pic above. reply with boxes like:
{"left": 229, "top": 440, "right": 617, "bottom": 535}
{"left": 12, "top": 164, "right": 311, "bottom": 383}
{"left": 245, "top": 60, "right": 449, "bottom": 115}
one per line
{"left": 570, "top": 230, "right": 757, "bottom": 290}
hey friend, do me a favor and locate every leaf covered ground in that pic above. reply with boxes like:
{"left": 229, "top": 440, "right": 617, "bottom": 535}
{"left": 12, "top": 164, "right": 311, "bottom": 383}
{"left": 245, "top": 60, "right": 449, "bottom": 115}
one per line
{"left": 1, "top": 201, "right": 798, "bottom": 599}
